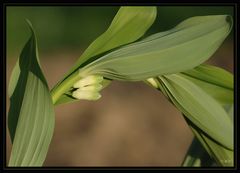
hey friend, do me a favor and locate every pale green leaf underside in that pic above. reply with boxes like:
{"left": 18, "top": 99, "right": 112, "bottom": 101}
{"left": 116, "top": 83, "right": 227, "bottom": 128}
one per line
{"left": 182, "top": 103, "right": 233, "bottom": 167}
{"left": 158, "top": 74, "right": 233, "bottom": 150}
{"left": 145, "top": 64, "right": 234, "bottom": 166}
{"left": 9, "top": 72, "right": 55, "bottom": 166}
{"left": 186, "top": 101, "right": 233, "bottom": 166}
{"left": 188, "top": 121, "right": 233, "bottom": 166}
{"left": 80, "top": 15, "right": 232, "bottom": 81}
{"left": 188, "top": 103, "right": 233, "bottom": 166}
{"left": 52, "top": 6, "right": 157, "bottom": 105}
{"left": 182, "top": 64, "right": 233, "bottom": 105}
{"left": 182, "top": 66, "right": 233, "bottom": 165}
{"left": 8, "top": 22, "right": 55, "bottom": 166}
{"left": 183, "top": 64, "right": 233, "bottom": 90}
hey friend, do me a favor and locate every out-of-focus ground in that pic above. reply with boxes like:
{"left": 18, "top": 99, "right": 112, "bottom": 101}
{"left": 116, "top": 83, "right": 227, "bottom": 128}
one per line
{"left": 6, "top": 41, "right": 233, "bottom": 166}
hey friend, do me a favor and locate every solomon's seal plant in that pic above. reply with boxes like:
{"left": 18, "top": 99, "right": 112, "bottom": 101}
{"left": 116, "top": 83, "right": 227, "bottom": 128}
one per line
{"left": 8, "top": 7, "right": 233, "bottom": 166}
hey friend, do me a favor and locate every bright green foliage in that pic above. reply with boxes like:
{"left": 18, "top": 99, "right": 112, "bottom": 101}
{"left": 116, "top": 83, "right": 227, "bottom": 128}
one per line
{"left": 182, "top": 65, "right": 233, "bottom": 105}
{"left": 8, "top": 21, "right": 55, "bottom": 166}
{"left": 188, "top": 120, "right": 233, "bottom": 166}
{"left": 182, "top": 102, "right": 233, "bottom": 166}
{"left": 156, "top": 74, "right": 233, "bottom": 150}
{"left": 145, "top": 65, "right": 233, "bottom": 166}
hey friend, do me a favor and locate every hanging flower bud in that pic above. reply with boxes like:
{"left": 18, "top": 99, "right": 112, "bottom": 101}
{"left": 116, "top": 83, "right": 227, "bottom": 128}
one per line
{"left": 72, "top": 89, "right": 101, "bottom": 100}
{"left": 72, "top": 75, "right": 104, "bottom": 101}
{"left": 78, "top": 84, "right": 103, "bottom": 92}
{"left": 73, "top": 75, "right": 103, "bottom": 88}
{"left": 146, "top": 78, "right": 158, "bottom": 88}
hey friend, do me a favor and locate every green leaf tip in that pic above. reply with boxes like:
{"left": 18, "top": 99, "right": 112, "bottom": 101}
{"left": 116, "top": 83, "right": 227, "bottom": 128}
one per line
{"left": 25, "top": 19, "right": 35, "bottom": 36}
{"left": 25, "top": 19, "right": 33, "bottom": 28}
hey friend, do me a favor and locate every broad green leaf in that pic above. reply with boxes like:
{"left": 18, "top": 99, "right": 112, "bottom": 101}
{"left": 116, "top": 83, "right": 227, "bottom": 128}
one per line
{"left": 8, "top": 21, "right": 55, "bottom": 166}
{"left": 182, "top": 104, "right": 233, "bottom": 166}
{"left": 184, "top": 103, "right": 234, "bottom": 166}
{"left": 80, "top": 15, "right": 232, "bottom": 81}
{"left": 52, "top": 6, "right": 156, "bottom": 105}
{"left": 182, "top": 64, "right": 233, "bottom": 105}
{"left": 179, "top": 65, "right": 233, "bottom": 166}
{"left": 146, "top": 65, "right": 234, "bottom": 166}
{"left": 72, "top": 6, "right": 157, "bottom": 69}
{"left": 153, "top": 74, "right": 233, "bottom": 150}
{"left": 183, "top": 64, "right": 233, "bottom": 90}
{"left": 186, "top": 115, "right": 233, "bottom": 166}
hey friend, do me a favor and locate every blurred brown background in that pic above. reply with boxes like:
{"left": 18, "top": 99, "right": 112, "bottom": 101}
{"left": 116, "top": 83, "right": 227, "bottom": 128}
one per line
{"left": 6, "top": 6, "right": 233, "bottom": 166}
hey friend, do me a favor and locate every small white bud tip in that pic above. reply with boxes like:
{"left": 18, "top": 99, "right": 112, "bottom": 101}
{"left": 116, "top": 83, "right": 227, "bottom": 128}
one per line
{"left": 73, "top": 75, "right": 103, "bottom": 88}
{"left": 79, "top": 84, "right": 103, "bottom": 92}
{"left": 146, "top": 78, "right": 158, "bottom": 88}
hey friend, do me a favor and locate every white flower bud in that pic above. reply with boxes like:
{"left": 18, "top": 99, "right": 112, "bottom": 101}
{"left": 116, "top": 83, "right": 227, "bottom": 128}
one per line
{"left": 73, "top": 75, "right": 103, "bottom": 88}
{"left": 79, "top": 84, "right": 103, "bottom": 92}
{"left": 72, "top": 89, "right": 101, "bottom": 101}
{"left": 146, "top": 78, "right": 158, "bottom": 88}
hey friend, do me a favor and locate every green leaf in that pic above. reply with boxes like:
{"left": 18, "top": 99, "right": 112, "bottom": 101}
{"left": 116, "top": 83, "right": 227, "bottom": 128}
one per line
{"left": 179, "top": 65, "right": 234, "bottom": 166}
{"left": 182, "top": 104, "right": 233, "bottom": 166}
{"left": 146, "top": 64, "right": 234, "bottom": 166}
{"left": 52, "top": 6, "right": 156, "bottom": 105}
{"left": 8, "top": 21, "right": 55, "bottom": 166}
{"left": 80, "top": 15, "right": 232, "bottom": 81}
{"left": 186, "top": 114, "right": 233, "bottom": 166}
{"left": 184, "top": 102, "right": 234, "bottom": 166}
{"left": 72, "top": 6, "right": 157, "bottom": 69}
{"left": 182, "top": 64, "right": 233, "bottom": 105}
{"left": 183, "top": 64, "right": 233, "bottom": 90}
{"left": 153, "top": 74, "right": 233, "bottom": 150}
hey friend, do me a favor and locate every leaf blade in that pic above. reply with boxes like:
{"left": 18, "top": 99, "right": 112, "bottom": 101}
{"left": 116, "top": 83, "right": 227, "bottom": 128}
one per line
{"left": 185, "top": 116, "right": 233, "bottom": 166}
{"left": 81, "top": 15, "right": 232, "bottom": 81}
{"left": 8, "top": 22, "right": 55, "bottom": 166}
{"left": 158, "top": 74, "right": 233, "bottom": 150}
{"left": 182, "top": 64, "right": 233, "bottom": 105}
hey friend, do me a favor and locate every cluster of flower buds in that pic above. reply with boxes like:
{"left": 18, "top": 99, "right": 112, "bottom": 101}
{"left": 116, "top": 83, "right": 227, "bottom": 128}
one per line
{"left": 72, "top": 75, "right": 103, "bottom": 101}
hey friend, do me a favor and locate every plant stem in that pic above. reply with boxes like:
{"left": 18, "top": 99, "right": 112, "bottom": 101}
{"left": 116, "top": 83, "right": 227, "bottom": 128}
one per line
{"left": 50, "top": 71, "right": 80, "bottom": 104}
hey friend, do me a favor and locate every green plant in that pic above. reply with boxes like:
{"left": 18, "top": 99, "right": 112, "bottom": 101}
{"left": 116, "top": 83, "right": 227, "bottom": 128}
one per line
{"left": 7, "top": 6, "right": 233, "bottom": 167}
